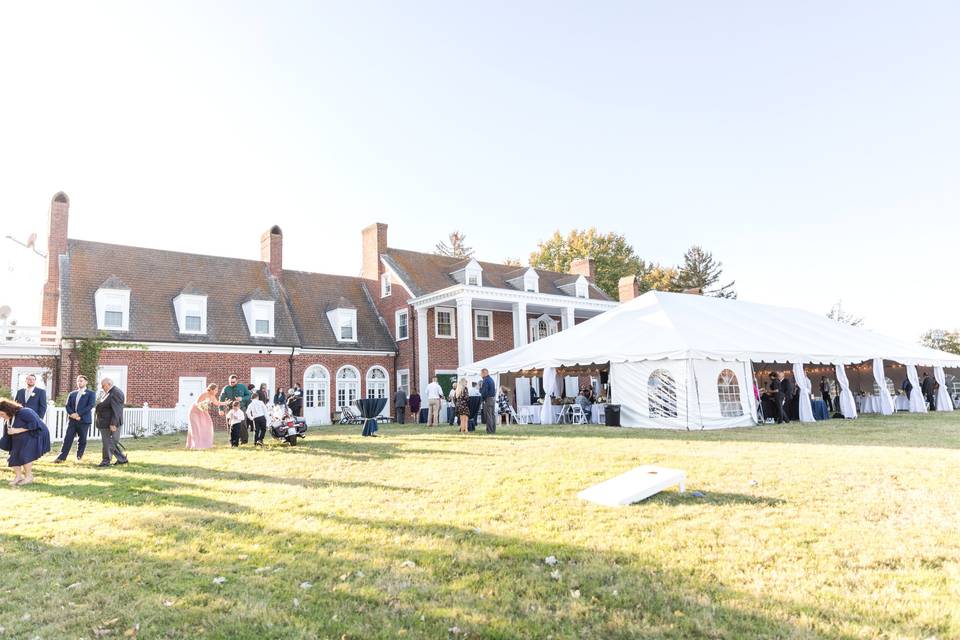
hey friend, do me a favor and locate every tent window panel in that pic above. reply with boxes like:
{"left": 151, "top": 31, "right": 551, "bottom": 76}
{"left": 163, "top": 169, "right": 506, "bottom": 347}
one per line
{"left": 648, "top": 369, "right": 678, "bottom": 418}
{"left": 717, "top": 368, "right": 743, "bottom": 417}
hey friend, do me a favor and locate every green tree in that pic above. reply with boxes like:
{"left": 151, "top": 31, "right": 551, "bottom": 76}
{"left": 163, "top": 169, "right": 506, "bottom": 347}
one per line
{"left": 529, "top": 228, "right": 651, "bottom": 299}
{"left": 920, "top": 329, "right": 960, "bottom": 355}
{"left": 676, "top": 246, "right": 736, "bottom": 298}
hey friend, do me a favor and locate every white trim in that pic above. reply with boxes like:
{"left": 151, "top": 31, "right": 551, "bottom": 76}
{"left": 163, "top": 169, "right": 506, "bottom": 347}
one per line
{"left": 173, "top": 293, "right": 208, "bottom": 335}
{"left": 379, "top": 258, "right": 415, "bottom": 297}
{"left": 434, "top": 306, "right": 456, "bottom": 339}
{"left": 395, "top": 308, "right": 409, "bottom": 341}
{"left": 381, "top": 273, "right": 392, "bottom": 298}
{"left": 242, "top": 299, "right": 275, "bottom": 338}
{"left": 474, "top": 309, "right": 494, "bottom": 341}
{"left": 95, "top": 288, "right": 131, "bottom": 332}
{"left": 325, "top": 307, "right": 359, "bottom": 343}
{"left": 411, "top": 283, "right": 617, "bottom": 313}
{"left": 67, "top": 341, "right": 394, "bottom": 356}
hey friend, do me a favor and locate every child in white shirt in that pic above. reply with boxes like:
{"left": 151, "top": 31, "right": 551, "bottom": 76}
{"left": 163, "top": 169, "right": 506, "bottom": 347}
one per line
{"left": 226, "top": 401, "right": 246, "bottom": 447}
{"left": 246, "top": 396, "right": 268, "bottom": 446}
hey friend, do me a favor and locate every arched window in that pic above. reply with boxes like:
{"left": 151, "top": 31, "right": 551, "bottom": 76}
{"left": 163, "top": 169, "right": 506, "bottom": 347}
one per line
{"left": 366, "top": 366, "right": 389, "bottom": 400}
{"left": 303, "top": 365, "right": 330, "bottom": 414}
{"left": 717, "top": 369, "right": 743, "bottom": 417}
{"left": 648, "top": 369, "right": 678, "bottom": 418}
{"left": 336, "top": 366, "right": 360, "bottom": 409}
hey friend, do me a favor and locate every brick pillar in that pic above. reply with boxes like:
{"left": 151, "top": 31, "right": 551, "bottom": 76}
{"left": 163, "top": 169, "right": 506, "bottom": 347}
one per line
{"left": 260, "top": 225, "right": 283, "bottom": 277}
{"left": 569, "top": 256, "right": 595, "bottom": 279}
{"left": 41, "top": 192, "right": 70, "bottom": 327}
{"left": 361, "top": 223, "right": 388, "bottom": 282}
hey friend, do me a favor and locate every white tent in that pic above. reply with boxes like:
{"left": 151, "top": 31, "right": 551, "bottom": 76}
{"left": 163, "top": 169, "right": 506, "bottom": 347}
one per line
{"left": 463, "top": 291, "right": 960, "bottom": 429}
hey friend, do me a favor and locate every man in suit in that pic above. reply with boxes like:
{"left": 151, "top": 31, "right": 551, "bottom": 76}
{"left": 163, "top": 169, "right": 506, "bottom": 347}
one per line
{"left": 921, "top": 372, "right": 936, "bottom": 410}
{"left": 96, "top": 378, "right": 128, "bottom": 467}
{"left": 15, "top": 374, "right": 47, "bottom": 420}
{"left": 393, "top": 386, "right": 408, "bottom": 424}
{"left": 480, "top": 368, "right": 497, "bottom": 434}
{"left": 901, "top": 377, "right": 913, "bottom": 400}
{"left": 54, "top": 375, "right": 96, "bottom": 463}
{"left": 768, "top": 372, "right": 789, "bottom": 424}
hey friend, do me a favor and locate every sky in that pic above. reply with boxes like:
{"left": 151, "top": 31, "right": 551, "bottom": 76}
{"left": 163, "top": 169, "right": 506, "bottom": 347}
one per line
{"left": 1, "top": 1, "right": 958, "bottom": 341}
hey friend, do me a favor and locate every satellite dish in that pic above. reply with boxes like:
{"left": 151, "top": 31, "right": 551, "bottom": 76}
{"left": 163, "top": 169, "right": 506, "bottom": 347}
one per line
{"left": 0, "top": 306, "right": 10, "bottom": 321}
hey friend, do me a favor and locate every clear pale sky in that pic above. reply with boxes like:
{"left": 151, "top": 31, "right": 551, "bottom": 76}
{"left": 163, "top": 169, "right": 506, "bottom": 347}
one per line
{"left": 1, "top": 1, "right": 957, "bottom": 341}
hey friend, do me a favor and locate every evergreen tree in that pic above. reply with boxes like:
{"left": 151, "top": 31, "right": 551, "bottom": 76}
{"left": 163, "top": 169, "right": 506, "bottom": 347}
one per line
{"left": 677, "top": 246, "right": 736, "bottom": 298}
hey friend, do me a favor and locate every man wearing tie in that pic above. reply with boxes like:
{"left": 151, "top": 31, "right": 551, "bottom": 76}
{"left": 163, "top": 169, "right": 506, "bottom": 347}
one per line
{"left": 15, "top": 374, "right": 48, "bottom": 420}
{"left": 96, "top": 378, "right": 128, "bottom": 467}
{"left": 54, "top": 375, "right": 96, "bottom": 463}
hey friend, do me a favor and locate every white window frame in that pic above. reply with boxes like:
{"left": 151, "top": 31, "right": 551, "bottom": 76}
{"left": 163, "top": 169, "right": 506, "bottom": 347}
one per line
{"left": 435, "top": 306, "right": 456, "bottom": 339}
{"left": 395, "top": 309, "right": 409, "bottom": 341}
{"left": 397, "top": 369, "right": 410, "bottom": 395}
{"left": 95, "top": 288, "right": 130, "bottom": 332}
{"left": 575, "top": 276, "right": 589, "bottom": 299}
{"left": 474, "top": 310, "right": 494, "bottom": 341}
{"left": 523, "top": 269, "right": 540, "bottom": 293}
{"left": 242, "top": 300, "right": 275, "bottom": 338}
{"left": 528, "top": 314, "right": 558, "bottom": 342}
{"left": 326, "top": 308, "right": 358, "bottom": 343}
{"left": 336, "top": 365, "right": 360, "bottom": 410}
{"left": 381, "top": 273, "right": 392, "bottom": 298}
{"left": 174, "top": 293, "right": 208, "bottom": 335}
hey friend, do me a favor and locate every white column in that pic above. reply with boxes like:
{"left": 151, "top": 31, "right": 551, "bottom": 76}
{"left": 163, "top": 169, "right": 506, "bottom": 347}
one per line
{"left": 456, "top": 296, "right": 474, "bottom": 368}
{"left": 416, "top": 307, "right": 429, "bottom": 390}
{"left": 561, "top": 306, "right": 576, "bottom": 331}
{"left": 512, "top": 301, "right": 528, "bottom": 348}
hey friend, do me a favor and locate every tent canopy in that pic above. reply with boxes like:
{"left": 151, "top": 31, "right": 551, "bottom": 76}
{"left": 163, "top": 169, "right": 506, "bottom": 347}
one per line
{"left": 464, "top": 291, "right": 960, "bottom": 374}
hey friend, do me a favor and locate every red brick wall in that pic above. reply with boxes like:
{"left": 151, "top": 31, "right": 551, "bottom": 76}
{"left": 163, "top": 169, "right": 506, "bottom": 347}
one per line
{"left": 56, "top": 348, "right": 393, "bottom": 407}
{"left": 0, "top": 357, "right": 56, "bottom": 396}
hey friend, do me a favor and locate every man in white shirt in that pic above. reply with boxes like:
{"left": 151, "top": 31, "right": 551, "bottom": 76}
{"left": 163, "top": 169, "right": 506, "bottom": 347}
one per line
{"left": 425, "top": 377, "right": 444, "bottom": 426}
{"left": 246, "top": 394, "right": 268, "bottom": 446}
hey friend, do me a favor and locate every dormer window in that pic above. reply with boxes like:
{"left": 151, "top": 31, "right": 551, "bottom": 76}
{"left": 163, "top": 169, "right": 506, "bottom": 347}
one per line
{"left": 95, "top": 277, "right": 131, "bottom": 332}
{"left": 575, "top": 276, "right": 589, "bottom": 299}
{"left": 381, "top": 273, "right": 392, "bottom": 297}
{"left": 523, "top": 269, "right": 539, "bottom": 293}
{"left": 242, "top": 299, "right": 275, "bottom": 337}
{"left": 174, "top": 293, "right": 207, "bottom": 334}
{"left": 326, "top": 300, "right": 358, "bottom": 343}
{"left": 451, "top": 258, "right": 483, "bottom": 287}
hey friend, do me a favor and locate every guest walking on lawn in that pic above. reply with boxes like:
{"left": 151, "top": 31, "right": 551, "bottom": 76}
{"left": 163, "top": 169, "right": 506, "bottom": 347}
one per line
{"left": 96, "top": 378, "right": 128, "bottom": 467}
{"left": 0, "top": 398, "right": 51, "bottom": 486}
{"left": 219, "top": 375, "right": 252, "bottom": 445}
{"left": 187, "top": 383, "right": 229, "bottom": 450}
{"left": 454, "top": 378, "right": 471, "bottom": 434}
{"left": 54, "top": 374, "right": 96, "bottom": 463}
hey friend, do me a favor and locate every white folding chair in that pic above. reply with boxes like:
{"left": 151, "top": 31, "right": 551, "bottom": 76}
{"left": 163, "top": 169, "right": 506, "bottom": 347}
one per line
{"left": 570, "top": 404, "right": 588, "bottom": 424}
{"left": 509, "top": 406, "right": 529, "bottom": 425}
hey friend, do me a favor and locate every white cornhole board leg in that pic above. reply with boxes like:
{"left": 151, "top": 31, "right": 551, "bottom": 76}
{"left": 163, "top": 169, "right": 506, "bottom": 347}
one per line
{"left": 578, "top": 465, "right": 686, "bottom": 507}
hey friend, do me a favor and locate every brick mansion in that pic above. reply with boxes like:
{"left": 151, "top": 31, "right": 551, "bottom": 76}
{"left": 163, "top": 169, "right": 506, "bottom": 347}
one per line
{"left": 1, "top": 193, "right": 621, "bottom": 423}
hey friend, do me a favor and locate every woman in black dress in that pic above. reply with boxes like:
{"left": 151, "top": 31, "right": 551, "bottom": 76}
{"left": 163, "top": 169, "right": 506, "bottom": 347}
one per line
{"left": 0, "top": 398, "right": 51, "bottom": 486}
{"left": 454, "top": 379, "right": 471, "bottom": 434}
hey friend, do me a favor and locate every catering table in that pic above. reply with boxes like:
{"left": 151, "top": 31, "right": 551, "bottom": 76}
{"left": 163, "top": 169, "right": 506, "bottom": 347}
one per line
{"left": 355, "top": 398, "right": 387, "bottom": 436}
{"left": 518, "top": 405, "right": 563, "bottom": 424}
{"left": 894, "top": 396, "right": 910, "bottom": 411}
{"left": 810, "top": 399, "right": 831, "bottom": 421}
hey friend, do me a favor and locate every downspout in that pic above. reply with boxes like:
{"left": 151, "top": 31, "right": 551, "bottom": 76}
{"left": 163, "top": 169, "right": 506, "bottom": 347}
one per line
{"left": 288, "top": 346, "right": 296, "bottom": 390}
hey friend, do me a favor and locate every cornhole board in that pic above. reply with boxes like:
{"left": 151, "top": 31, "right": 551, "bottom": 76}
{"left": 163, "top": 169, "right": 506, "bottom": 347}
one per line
{"left": 578, "top": 465, "right": 686, "bottom": 506}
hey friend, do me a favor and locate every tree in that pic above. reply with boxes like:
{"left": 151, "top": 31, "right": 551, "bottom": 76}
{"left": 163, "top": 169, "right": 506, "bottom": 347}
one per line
{"left": 435, "top": 231, "right": 473, "bottom": 258}
{"left": 827, "top": 301, "right": 863, "bottom": 327}
{"left": 529, "top": 228, "right": 649, "bottom": 299}
{"left": 502, "top": 257, "right": 522, "bottom": 267}
{"left": 676, "top": 246, "right": 736, "bottom": 298}
{"left": 920, "top": 329, "right": 960, "bottom": 355}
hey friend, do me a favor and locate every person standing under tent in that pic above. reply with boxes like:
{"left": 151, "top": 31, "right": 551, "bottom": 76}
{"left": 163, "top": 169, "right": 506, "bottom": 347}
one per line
{"left": 781, "top": 372, "right": 797, "bottom": 421}
{"left": 819, "top": 377, "right": 833, "bottom": 413}
{"left": 921, "top": 372, "right": 936, "bottom": 410}
{"left": 480, "top": 368, "right": 497, "bottom": 434}
{"left": 768, "top": 372, "right": 789, "bottom": 424}
{"left": 901, "top": 376, "right": 913, "bottom": 400}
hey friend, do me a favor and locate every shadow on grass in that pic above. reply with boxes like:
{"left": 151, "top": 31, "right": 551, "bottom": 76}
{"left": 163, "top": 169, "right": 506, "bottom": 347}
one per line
{"left": 643, "top": 490, "right": 786, "bottom": 507}
{"left": 1, "top": 508, "right": 929, "bottom": 640}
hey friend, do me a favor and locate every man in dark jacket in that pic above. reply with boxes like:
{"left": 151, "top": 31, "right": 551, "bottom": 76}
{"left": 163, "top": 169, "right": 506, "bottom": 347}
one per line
{"left": 768, "top": 372, "right": 789, "bottom": 424}
{"left": 95, "top": 378, "right": 128, "bottom": 467}
{"left": 220, "top": 375, "right": 252, "bottom": 444}
{"left": 15, "top": 374, "right": 47, "bottom": 419}
{"left": 921, "top": 373, "right": 936, "bottom": 410}
{"left": 394, "top": 387, "right": 408, "bottom": 424}
{"left": 54, "top": 375, "right": 96, "bottom": 463}
{"left": 480, "top": 369, "right": 497, "bottom": 434}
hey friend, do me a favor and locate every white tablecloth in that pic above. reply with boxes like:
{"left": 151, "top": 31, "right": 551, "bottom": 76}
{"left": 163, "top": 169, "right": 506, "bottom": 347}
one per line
{"left": 519, "top": 405, "right": 562, "bottom": 424}
{"left": 856, "top": 394, "right": 910, "bottom": 414}
{"left": 894, "top": 395, "right": 910, "bottom": 411}
{"left": 591, "top": 404, "right": 607, "bottom": 423}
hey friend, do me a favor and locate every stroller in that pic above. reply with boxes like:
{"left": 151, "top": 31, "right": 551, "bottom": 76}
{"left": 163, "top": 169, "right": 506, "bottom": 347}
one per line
{"left": 268, "top": 405, "right": 307, "bottom": 445}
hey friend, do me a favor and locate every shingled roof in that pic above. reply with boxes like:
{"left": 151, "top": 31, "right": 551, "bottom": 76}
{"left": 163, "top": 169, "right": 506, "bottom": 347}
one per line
{"left": 381, "top": 248, "right": 612, "bottom": 300}
{"left": 61, "top": 240, "right": 395, "bottom": 351}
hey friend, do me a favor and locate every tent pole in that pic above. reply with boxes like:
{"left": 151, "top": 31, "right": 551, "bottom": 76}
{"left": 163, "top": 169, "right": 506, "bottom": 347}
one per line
{"left": 690, "top": 359, "right": 704, "bottom": 431}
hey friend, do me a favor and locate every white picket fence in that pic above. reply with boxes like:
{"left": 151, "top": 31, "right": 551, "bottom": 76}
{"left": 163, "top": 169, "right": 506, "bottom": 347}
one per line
{"left": 45, "top": 405, "right": 187, "bottom": 442}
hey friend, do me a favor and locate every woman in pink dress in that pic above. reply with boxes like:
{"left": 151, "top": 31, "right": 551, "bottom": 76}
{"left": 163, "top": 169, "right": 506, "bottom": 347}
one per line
{"left": 187, "top": 383, "right": 228, "bottom": 450}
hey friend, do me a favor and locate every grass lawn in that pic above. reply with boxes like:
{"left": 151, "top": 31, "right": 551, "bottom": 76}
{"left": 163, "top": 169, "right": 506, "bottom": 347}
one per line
{"left": 2, "top": 414, "right": 959, "bottom": 639}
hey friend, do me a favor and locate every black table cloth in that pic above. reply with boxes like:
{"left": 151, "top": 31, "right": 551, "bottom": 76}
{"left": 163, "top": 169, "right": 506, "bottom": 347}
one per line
{"left": 356, "top": 397, "right": 387, "bottom": 437}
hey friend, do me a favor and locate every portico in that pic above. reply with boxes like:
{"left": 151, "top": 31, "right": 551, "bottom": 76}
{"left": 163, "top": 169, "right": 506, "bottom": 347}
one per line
{"left": 410, "top": 284, "right": 617, "bottom": 384}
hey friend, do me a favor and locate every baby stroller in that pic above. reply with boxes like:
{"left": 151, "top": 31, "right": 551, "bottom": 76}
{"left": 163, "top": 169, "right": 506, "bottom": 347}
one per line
{"left": 269, "top": 405, "right": 307, "bottom": 445}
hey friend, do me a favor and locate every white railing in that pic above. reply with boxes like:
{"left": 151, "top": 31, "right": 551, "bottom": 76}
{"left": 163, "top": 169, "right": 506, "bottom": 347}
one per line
{"left": 45, "top": 405, "right": 186, "bottom": 442}
{"left": 1, "top": 324, "right": 59, "bottom": 345}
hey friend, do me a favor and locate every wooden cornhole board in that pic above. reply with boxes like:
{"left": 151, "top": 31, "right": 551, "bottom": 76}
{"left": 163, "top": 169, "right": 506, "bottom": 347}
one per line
{"left": 578, "top": 465, "right": 686, "bottom": 506}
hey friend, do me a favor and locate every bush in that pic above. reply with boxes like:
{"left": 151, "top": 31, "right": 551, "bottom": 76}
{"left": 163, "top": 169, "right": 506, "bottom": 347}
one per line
{"left": 0, "top": 385, "right": 12, "bottom": 400}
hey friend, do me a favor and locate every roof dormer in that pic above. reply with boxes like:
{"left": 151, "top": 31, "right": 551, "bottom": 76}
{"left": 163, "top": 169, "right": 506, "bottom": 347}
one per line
{"left": 450, "top": 258, "right": 483, "bottom": 287}
{"left": 95, "top": 275, "right": 131, "bottom": 332}
{"left": 241, "top": 289, "right": 275, "bottom": 338}
{"left": 173, "top": 284, "right": 208, "bottom": 334}
{"left": 555, "top": 274, "right": 590, "bottom": 299}
{"left": 505, "top": 267, "right": 540, "bottom": 293}
{"left": 326, "top": 297, "right": 358, "bottom": 342}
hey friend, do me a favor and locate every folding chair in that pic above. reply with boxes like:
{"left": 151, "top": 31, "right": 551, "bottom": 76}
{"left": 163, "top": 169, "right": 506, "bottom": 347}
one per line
{"left": 508, "top": 406, "right": 529, "bottom": 425}
{"left": 570, "top": 404, "right": 588, "bottom": 424}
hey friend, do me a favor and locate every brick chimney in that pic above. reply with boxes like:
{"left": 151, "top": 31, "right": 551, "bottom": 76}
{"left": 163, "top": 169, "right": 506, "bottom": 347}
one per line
{"left": 41, "top": 192, "right": 70, "bottom": 327}
{"left": 618, "top": 275, "right": 640, "bottom": 302}
{"left": 361, "top": 222, "right": 388, "bottom": 281}
{"left": 569, "top": 256, "right": 596, "bottom": 279}
{"left": 260, "top": 225, "right": 283, "bottom": 277}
